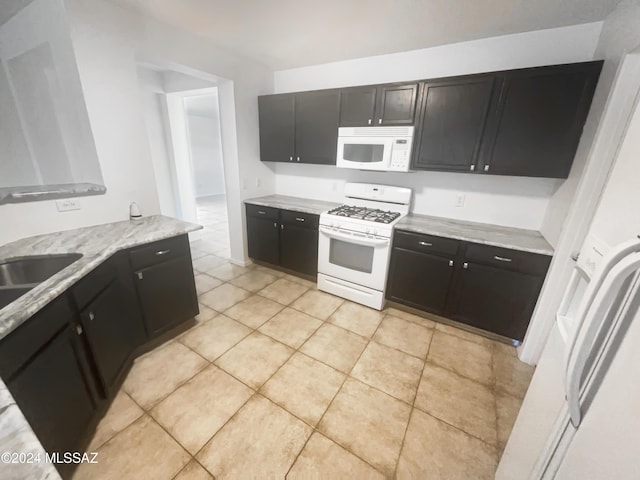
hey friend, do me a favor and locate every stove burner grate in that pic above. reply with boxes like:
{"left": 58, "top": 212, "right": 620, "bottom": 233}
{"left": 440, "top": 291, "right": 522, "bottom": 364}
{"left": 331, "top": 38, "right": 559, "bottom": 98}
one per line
{"left": 327, "top": 205, "right": 401, "bottom": 224}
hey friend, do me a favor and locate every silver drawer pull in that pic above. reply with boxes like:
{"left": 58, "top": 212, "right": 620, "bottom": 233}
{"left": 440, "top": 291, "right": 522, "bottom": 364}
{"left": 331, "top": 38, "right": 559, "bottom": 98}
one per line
{"left": 418, "top": 241, "right": 433, "bottom": 247}
{"left": 449, "top": 260, "right": 454, "bottom": 267}
{"left": 295, "top": 217, "right": 305, "bottom": 222}
{"left": 257, "top": 210, "right": 266, "bottom": 215}
{"left": 88, "top": 312, "right": 95, "bottom": 321}
{"left": 463, "top": 262, "right": 469, "bottom": 269}
{"left": 76, "top": 325, "right": 83, "bottom": 335}
{"left": 137, "top": 272, "right": 144, "bottom": 280}
{"left": 155, "top": 249, "right": 171, "bottom": 256}
{"left": 494, "top": 255, "right": 512, "bottom": 262}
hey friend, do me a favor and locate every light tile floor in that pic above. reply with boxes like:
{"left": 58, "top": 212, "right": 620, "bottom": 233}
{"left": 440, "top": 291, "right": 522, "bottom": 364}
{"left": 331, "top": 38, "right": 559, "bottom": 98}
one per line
{"left": 74, "top": 239, "right": 535, "bottom": 480}
{"left": 190, "top": 194, "right": 230, "bottom": 259}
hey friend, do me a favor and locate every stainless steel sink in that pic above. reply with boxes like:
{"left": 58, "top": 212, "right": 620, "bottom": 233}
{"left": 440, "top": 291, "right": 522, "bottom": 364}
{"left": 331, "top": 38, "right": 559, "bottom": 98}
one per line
{"left": 0, "top": 253, "right": 82, "bottom": 310}
{"left": 0, "top": 253, "right": 82, "bottom": 287}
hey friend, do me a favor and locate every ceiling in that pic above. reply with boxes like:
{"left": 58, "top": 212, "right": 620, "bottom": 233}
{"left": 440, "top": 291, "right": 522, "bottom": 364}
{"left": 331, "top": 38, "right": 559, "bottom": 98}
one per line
{"left": 111, "top": 0, "right": 620, "bottom": 70}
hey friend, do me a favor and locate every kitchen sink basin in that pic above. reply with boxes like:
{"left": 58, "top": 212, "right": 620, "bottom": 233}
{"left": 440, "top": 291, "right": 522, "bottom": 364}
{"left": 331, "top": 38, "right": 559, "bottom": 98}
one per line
{"left": 0, "top": 253, "right": 83, "bottom": 287}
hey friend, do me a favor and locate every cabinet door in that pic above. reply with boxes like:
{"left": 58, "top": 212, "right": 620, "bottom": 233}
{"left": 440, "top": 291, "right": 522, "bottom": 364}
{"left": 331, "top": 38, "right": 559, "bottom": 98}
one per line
{"left": 339, "top": 86, "right": 377, "bottom": 126}
{"left": 258, "top": 94, "right": 295, "bottom": 162}
{"left": 247, "top": 215, "right": 280, "bottom": 265}
{"left": 481, "top": 62, "right": 601, "bottom": 178}
{"left": 134, "top": 255, "right": 198, "bottom": 337}
{"left": 386, "top": 248, "right": 455, "bottom": 314}
{"left": 294, "top": 90, "right": 341, "bottom": 164}
{"left": 413, "top": 76, "right": 495, "bottom": 172}
{"left": 80, "top": 279, "right": 141, "bottom": 394}
{"left": 449, "top": 262, "right": 544, "bottom": 340}
{"left": 8, "top": 327, "right": 97, "bottom": 463}
{"left": 377, "top": 83, "right": 419, "bottom": 125}
{"left": 280, "top": 224, "right": 318, "bottom": 276}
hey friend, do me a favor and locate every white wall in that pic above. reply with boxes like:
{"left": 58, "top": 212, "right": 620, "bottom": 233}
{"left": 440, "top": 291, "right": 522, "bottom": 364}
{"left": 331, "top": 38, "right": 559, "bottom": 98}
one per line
{"left": 137, "top": 66, "right": 178, "bottom": 218}
{"left": 185, "top": 95, "right": 226, "bottom": 198}
{"left": 272, "top": 23, "right": 602, "bottom": 233}
{"left": 0, "top": 0, "right": 274, "bottom": 266}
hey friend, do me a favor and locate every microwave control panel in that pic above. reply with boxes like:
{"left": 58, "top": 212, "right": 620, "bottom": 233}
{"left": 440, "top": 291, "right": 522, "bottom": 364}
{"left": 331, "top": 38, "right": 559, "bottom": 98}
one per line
{"left": 389, "top": 138, "right": 413, "bottom": 171}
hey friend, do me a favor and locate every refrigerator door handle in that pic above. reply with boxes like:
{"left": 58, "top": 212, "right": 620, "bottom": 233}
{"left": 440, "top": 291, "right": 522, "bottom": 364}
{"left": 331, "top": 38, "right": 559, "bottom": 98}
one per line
{"left": 565, "top": 252, "right": 640, "bottom": 427}
{"left": 563, "top": 237, "right": 640, "bottom": 386}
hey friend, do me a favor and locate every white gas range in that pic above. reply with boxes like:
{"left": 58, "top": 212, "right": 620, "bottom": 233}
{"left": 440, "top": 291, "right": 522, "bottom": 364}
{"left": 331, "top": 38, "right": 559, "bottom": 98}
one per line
{"left": 317, "top": 183, "right": 412, "bottom": 310}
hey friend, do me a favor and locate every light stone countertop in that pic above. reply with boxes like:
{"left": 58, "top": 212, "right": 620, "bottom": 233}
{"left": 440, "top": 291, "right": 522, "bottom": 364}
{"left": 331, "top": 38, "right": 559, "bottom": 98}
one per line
{"left": 0, "top": 385, "right": 61, "bottom": 480}
{"left": 0, "top": 215, "right": 201, "bottom": 480}
{"left": 0, "top": 215, "right": 201, "bottom": 342}
{"left": 244, "top": 195, "right": 340, "bottom": 215}
{"left": 397, "top": 213, "right": 554, "bottom": 256}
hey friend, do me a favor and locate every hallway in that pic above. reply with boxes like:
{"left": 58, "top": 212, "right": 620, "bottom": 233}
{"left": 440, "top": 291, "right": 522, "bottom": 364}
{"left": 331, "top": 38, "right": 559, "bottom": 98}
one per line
{"left": 190, "top": 195, "right": 230, "bottom": 260}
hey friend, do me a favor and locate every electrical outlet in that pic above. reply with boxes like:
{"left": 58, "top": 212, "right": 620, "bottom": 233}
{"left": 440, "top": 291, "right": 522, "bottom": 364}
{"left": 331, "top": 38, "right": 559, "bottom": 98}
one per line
{"left": 56, "top": 198, "right": 81, "bottom": 212}
{"left": 255, "top": 177, "right": 261, "bottom": 187}
{"left": 455, "top": 194, "right": 466, "bottom": 208}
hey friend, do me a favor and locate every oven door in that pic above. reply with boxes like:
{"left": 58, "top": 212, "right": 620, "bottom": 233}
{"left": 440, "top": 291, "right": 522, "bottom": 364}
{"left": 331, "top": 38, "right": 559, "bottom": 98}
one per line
{"left": 318, "top": 226, "right": 391, "bottom": 290}
{"left": 336, "top": 136, "right": 393, "bottom": 171}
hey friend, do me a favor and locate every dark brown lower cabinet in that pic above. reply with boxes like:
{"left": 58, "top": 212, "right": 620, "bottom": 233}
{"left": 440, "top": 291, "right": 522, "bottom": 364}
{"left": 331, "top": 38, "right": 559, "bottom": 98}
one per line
{"left": 134, "top": 255, "right": 198, "bottom": 336}
{"left": 448, "top": 262, "right": 545, "bottom": 340}
{"left": 246, "top": 204, "right": 319, "bottom": 277}
{"left": 0, "top": 234, "right": 199, "bottom": 479}
{"left": 386, "top": 230, "right": 551, "bottom": 341}
{"left": 387, "top": 248, "right": 455, "bottom": 314}
{"left": 3, "top": 296, "right": 99, "bottom": 479}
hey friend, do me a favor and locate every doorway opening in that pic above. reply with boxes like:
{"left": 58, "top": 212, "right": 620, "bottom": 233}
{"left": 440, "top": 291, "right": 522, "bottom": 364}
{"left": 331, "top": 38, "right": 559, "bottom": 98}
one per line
{"left": 183, "top": 92, "right": 230, "bottom": 259}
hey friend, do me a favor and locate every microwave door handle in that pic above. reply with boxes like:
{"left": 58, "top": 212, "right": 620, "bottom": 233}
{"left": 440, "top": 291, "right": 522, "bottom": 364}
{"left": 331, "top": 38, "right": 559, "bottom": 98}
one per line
{"left": 319, "top": 226, "right": 389, "bottom": 247}
{"left": 563, "top": 236, "right": 640, "bottom": 387}
{"left": 565, "top": 252, "right": 640, "bottom": 428}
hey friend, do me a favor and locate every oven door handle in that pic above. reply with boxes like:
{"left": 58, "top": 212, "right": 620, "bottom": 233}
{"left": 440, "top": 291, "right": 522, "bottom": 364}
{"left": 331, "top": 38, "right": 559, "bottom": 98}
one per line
{"left": 319, "top": 226, "right": 390, "bottom": 247}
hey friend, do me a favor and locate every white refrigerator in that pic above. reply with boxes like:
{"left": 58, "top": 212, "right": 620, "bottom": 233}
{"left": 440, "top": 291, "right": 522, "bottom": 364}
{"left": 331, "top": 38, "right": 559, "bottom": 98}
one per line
{"left": 496, "top": 235, "right": 640, "bottom": 479}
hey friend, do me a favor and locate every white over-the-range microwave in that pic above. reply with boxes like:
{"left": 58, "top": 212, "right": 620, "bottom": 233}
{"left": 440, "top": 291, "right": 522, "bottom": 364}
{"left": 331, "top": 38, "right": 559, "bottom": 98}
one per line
{"left": 336, "top": 126, "right": 414, "bottom": 172}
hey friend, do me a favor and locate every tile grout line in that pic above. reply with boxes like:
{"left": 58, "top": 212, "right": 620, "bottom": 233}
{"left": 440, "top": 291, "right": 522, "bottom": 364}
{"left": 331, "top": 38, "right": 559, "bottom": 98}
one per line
{"left": 283, "top": 308, "right": 389, "bottom": 479}
{"left": 391, "top": 322, "right": 436, "bottom": 479}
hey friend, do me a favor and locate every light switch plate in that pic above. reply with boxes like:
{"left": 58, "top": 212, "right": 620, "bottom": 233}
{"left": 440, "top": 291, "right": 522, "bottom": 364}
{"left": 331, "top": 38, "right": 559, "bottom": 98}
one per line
{"left": 455, "top": 194, "right": 466, "bottom": 208}
{"left": 56, "top": 198, "right": 81, "bottom": 212}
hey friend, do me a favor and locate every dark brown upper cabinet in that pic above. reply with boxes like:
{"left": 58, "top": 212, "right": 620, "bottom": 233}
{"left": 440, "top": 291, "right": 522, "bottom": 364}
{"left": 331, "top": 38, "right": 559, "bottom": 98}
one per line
{"left": 258, "top": 94, "right": 295, "bottom": 163}
{"left": 478, "top": 61, "right": 602, "bottom": 178}
{"left": 258, "top": 90, "right": 340, "bottom": 165}
{"left": 412, "top": 75, "right": 495, "bottom": 172}
{"left": 339, "top": 83, "right": 419, "bottom": 127}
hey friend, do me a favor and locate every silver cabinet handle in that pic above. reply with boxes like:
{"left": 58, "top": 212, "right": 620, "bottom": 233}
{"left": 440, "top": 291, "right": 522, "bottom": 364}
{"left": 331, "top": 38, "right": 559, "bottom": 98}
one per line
{"left": 273, "top": 222, "right": 277, "bottom": 228}
{"left": 155, "top": 249, "right": 170, "bottom": 256}
{"left": 418, "top": 241, "right": 433, "bottom": 247}
{"left": 88, "top": 312, "right": 95, "bottom": 321}
{"left": 137, "top": 272, "right": 143, "bottom": 280}
{"left": 463, "top": 262, "right": 469, "bottom": 269}
{"left": 378, "top": 118, "right": 382, "bottom": 124}
{"left": 494, "top": 255, "right": 512, "bottom": 262}
{"left": 257, "top": 210, "right": 266, "bottom": 215}
{"left": 470, "top": 164, "right": 475, "bottom": 171}
{"left": 296, "top": 156, "right": 300, "bottom": 162}
{"left": 368, "top": 119, "right": 372, "bottom": 125}
{"left": 449, "top": 260, "right": 454, "bottom": 267}
{"left": 484, "top": 165, "right": 490, "bottom": 172}
{"left": 280, "top": 224, "right": 284, "bottom": 230}
{"left": 76, "top": 325, "right": 83, "bottom": 335}
{"left": 289, "top": 156, "right": 293, "bottom": 161}
{"left": 295, "top": 217, "right": 305, "bottom": 222}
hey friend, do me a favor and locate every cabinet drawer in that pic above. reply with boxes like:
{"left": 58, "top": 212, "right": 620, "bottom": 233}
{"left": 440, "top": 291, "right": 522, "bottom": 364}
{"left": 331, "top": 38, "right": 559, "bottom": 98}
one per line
{"left": 0, "top": 294, "right": 73, "bottom": 380}
{"left": 246, "top": 204, "right": 279, "bottom": 220}
{"left": 129, "top": 235, "right": 189, "bottom": 271}
{"left": 280, "top": 209, "right": 319, "bottom": 229}
{"left": 464, "top": 243, "right": 551, "bottom": 275}
{"left": 394, "top": 230, "right": 460, "bottom": 257}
